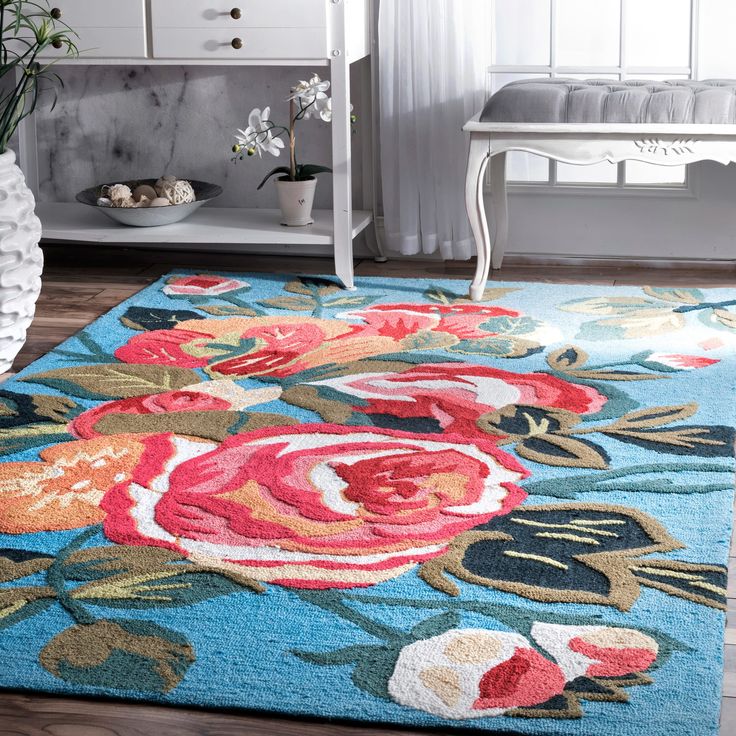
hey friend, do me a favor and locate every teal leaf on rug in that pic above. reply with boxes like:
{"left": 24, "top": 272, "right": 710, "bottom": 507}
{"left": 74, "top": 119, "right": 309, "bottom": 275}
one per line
{"left": 21, "top": 364, "right": 202, "bottom": 400}
{"left": 39, "top": 619, "right": 195, "bottom": 693}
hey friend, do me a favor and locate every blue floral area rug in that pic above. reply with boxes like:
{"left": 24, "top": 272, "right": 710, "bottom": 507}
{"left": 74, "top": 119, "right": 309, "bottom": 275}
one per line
{"left": 0, "top": 272, "right": 734, "bottom": 736}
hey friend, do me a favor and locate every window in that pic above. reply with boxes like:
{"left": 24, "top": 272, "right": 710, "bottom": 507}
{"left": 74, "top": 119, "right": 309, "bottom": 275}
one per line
{"left": 491, "top": 0, "right": 696, "bottom": 187}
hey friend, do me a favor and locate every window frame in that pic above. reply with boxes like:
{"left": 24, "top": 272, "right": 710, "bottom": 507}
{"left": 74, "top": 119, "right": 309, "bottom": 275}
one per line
{"left": 489, "top": 0, "right": 701, "bottom": 193}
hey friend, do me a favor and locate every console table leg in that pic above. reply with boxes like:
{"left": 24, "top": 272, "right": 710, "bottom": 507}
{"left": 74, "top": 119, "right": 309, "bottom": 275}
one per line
{"left": 467, "top": 135, "right": 492, "bottom": 301}
{"left": 331, "top": 5, "right": 355, "bottom": 291}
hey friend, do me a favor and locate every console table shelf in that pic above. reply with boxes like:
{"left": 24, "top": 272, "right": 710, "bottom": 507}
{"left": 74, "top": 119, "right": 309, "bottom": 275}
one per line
{"left": 38, "top": 203, "right": 373, "bottom": 247}
{"left": 16, "top": 0, "right": 382, "bottom": 289}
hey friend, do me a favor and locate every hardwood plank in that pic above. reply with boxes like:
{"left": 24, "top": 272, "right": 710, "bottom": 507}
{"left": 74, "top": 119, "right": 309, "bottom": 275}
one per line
{"left": 0, "top": 693, "right": 430, "bottom": 736}
{"left": 725, "top": 646, "right": 736, "bottom": 697}
{"left": 728, "top": 599, "right": 736, "bottom": 646}
{"left": 722, "top": 697, "right": 736, "bottom": 736}
{"left": 730, "top": 559, "right": 736, "bottom": 600}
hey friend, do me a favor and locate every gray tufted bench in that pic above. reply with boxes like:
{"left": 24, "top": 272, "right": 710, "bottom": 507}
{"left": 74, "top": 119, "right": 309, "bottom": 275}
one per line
{"left": 464, "top": 79, "right": 736, "bottom": 301}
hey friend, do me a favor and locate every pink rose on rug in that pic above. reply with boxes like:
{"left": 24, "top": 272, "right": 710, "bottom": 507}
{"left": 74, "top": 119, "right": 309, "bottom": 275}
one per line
{"left": 387, "top": 628, "right": 567, "bottom": 719}
{"left": 114, "top": 316, "right": 403, "bottom": 378}
{"left": 641, "top": 352, "right": 720, "bottom": 371}
{"left": 69, "top": 381, "right": 281, "bottom": 439}
{"left": 302, "top": 363, "right": 607, "bottom": 436}
{"left": 163, "top": 274, "right": 250, "bottom": 296}
{"left": 101, "top": 425, "right": 528, "bottom": 589}
{"left": 342, "top": 303, "right": 526, "bottom": 341}
{"left": 530, "top": 624, "right": 659, "bottom": 680}
{"left": 114, "top": 329, "right": 213, "bottom": 368}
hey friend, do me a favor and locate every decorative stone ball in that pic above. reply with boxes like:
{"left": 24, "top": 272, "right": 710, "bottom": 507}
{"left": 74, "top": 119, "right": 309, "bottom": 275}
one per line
{"left": 161, "top": 179, "right": 196, "bottom": 206}
{"left": 106, "top": 183, "right": 135, "bottom": 208}
{"left": 133, "top": 184, "right": 157, "bottom": 202}
{"left": 155, "top": 175, "right": 177, "bottom": 197}
{"left": 149, "top": 197, "right": 171, "bottom": 207}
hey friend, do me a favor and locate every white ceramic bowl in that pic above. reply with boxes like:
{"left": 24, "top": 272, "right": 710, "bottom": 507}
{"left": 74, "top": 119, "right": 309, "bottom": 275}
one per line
{"left": 76, "top": 179, "right": 223, "bottom": 227}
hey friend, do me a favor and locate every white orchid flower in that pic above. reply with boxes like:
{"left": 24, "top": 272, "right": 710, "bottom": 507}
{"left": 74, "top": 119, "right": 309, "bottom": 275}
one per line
{"left": 289, "top": 74, "right": 331, "bottom": 108}
{"left": 234, "top": 107, "right": 285, "bottom": 158}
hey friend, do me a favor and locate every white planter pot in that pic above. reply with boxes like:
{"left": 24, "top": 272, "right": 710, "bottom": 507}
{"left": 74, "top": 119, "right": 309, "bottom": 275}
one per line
{"left": 0, "top": 149, "right": 43, "bottom": 374}
{"left": 275, "top": 177, "right": 317, "bottom": 227}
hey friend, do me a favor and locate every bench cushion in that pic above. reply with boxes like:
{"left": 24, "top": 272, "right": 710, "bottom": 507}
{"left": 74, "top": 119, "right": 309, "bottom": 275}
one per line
{"left": 480, "top": 79, "right": 736, "bottom": 124}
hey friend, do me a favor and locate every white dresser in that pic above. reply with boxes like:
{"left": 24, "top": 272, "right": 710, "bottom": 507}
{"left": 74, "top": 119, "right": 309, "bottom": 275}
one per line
{"left": 18, "top": 0, "right": 381, "bottom": 290}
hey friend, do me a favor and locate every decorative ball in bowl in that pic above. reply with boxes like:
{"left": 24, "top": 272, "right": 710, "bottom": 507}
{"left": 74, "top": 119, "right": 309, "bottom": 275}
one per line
{"left": 76, "top": 178, "right": 223, "bottom": 228}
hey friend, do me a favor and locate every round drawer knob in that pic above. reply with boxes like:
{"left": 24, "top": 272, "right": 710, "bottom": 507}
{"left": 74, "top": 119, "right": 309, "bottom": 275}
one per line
{"left": 230, "top": 7, "right": 242, "bottom": 19}
{"left": 50, "top": 7, "right": 62, "bottom": 19}
{"left": 231, "top": 37, "right": 243, "bottom": 50}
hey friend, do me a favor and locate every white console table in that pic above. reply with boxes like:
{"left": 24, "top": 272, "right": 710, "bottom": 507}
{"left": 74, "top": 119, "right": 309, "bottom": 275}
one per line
{"left": 16, "top": 0, "right": 384, "bottom": 290}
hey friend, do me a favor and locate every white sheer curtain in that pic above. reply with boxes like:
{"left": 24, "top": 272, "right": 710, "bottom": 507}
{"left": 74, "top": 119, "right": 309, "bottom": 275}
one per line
{"left": 378, "top": 0, "right": 492, "bottom": 259}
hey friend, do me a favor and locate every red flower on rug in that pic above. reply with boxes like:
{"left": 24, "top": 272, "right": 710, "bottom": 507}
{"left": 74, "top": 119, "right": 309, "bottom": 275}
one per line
{"left": 114, "top": 316, "right": 403, "bottom": 378}
{"left": 69, "top": 381, "right": 281, "bottom": 439}
{"left": 163, "top": 274, "right": 250, "bottom": 296}
{"left": 114, "top": 329, "right": 213, "bottom": 368}
{"left": 302, "top": 362, "right": 607, "bottom": 436}
{"left": 530, "top": 624, "right": 659, "bottom": 680}
{"left": 387, "top": 628, "right": 568, "bottom": 719}
{"left": 343, "top": 303, "right": 525, "bottom": 340}
{"left": 101, "top": 426, "right": 529, "bottom": 589}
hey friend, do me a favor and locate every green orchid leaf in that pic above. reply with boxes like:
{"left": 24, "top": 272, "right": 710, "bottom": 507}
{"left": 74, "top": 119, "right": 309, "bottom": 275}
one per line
{"left": 298, "top": 164, "right": 333, "bottom": 178}
{"left": 39, "top": 619, "right": 195, "bottom": 693}
{"left": 256, "top": 166, "right": 292, "bottom": 190}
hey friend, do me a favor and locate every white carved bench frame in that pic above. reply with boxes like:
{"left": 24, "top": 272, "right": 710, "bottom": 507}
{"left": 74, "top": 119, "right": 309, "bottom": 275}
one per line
{"left": 464, "top": 114, "right": 736, "bottom": 301}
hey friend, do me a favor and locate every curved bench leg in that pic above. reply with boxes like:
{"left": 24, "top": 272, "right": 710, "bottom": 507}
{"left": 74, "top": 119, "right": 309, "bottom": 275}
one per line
{"left": 490, "top": 152, "right": 508, "bottom": 271}
{"left": 467, "top": 134, "right": 492, "bottom": 301}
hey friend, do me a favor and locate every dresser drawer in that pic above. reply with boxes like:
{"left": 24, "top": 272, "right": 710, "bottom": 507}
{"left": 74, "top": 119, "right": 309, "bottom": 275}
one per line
{"left": 45, "top": 0, "right": 145, "bottom": 29}
{"left": 151, "top": 0, "right": 327, "bottom": 29}
{"left": 39, "top": 0, "right": 146, "bottom": 58}
{"left": 152, "top": 27, "right": 328, "bottom": 60}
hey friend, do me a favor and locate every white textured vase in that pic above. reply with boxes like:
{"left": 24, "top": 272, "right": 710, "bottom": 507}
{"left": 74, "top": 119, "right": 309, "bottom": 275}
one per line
{"left": 0, "top": 149, "right": 43, "bottom": 374}
{"left": 275, "top": 177, "right": 317, "bottom": 226}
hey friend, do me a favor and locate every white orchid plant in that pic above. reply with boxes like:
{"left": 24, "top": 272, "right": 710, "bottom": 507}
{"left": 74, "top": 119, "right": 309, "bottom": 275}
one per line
{"left": 233, "top": 73, "right": 352, "bottom": 189}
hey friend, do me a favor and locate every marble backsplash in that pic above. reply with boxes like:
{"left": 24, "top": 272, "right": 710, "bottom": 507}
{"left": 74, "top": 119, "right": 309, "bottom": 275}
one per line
{"left": 34, "top": 65, "right": 341, "bottom": 208}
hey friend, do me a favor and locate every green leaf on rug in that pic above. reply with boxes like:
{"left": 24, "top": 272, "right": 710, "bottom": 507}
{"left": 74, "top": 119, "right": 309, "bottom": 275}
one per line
{"left": 0, "top": 549, "right": 54, "bottom": 583}
{"left": 424, "top": 286, "right": 517, "bottom": 304}
{"left": 120, "top": 307, "right": 203, "bottom": 332}
{"left": 21, "top": 364, "right": 203, "bottom": 400}
{"left": 0, "top": 587, "right": 56, "bottom": 630}
{"left": 197, "top": 304, "right": 259, "bottom": 317}
{"left": 39, "top": 619, "right": 195, "bottom": 693}
{"left": 515, "top": 434, "right": 610, "bottom": 470}
{"left": 259, "top": 295, "right": 317, "bottom": 312}
{"left": 62, "top": 546, "right": 188, "bottom": 582}
{"left": 521, "top": 463, "right": 735, "bottom": 499}
{"left": 642, "top": 286, "right": 704, "bottom": 304}
{"left": 448, "top": 337, "right": 542, "bottom": 359}
{"left": 70, "top": 569, "right": 247, "bottom": 609}
{"left": 418, "top": 502, "right": 703, "bottom": 611}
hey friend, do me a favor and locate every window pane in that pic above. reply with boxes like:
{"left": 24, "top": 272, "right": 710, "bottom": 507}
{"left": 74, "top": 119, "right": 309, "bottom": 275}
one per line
{"left": 494, "top": 0, "right": 551, "bottom": 66}
{"left": 556, "top": 0, "right": 621, "bottom": 67}
{"left": 492, "top": 74, "right": 550, "bottom": 183}
{"left": 625, "top": 0, "right": 690, "bottom": 68}
{"left": 697, "top": 0, "right": 736, "bottom": 77}
{"left": 557, "top": 161, "right": 619, "bottom": 184}
{"left": 625, "top": 162, "right": 687, "bottom": 185}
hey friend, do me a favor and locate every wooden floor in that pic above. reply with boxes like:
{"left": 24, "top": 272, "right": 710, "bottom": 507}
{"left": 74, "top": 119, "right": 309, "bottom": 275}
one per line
{"left": 1, "top": 245, "right": 735, "bottom": 736}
